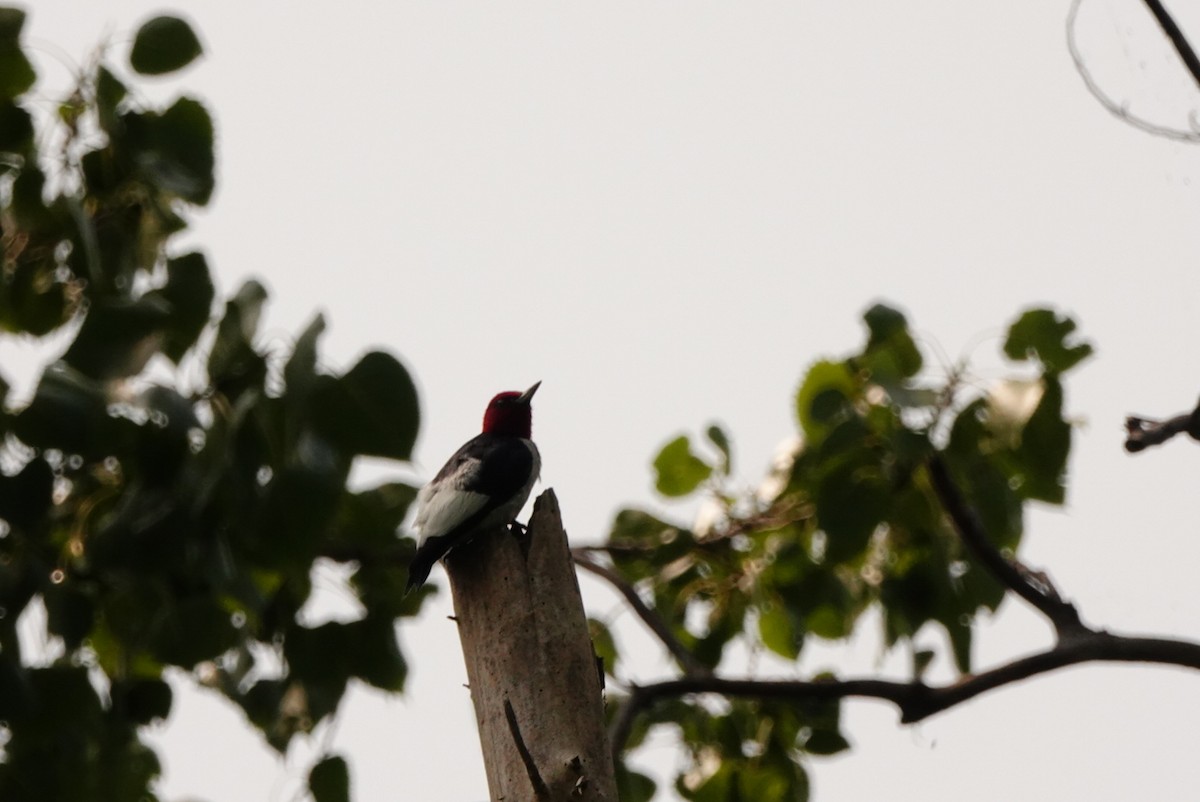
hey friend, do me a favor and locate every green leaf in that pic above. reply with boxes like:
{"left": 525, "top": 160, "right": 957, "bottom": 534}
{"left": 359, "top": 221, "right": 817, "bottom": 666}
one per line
{"left": 209, "top": 280, "right": 268, "bottom": 399}
{"left": 653, "top": 435, "right": 713, "bottom": 497}
{"left": 706, "top": 423, "right": 733, "bottom": 475}
{"left": 130, "top": 15, "right": 204, "bottom": 75}
{"left": 153, "top": 251, "right": 215, "bottom": 362}
{"left": 912, "top": 648, "right": 935, "bottom": 679}
{"left": 44, "top": 582, "right": 94, "bottom": 651}
{"left": 311, "top": 351, "right": 420, "bottom": 461}
{"left": 0, "top": 100, "right": 33, "bottom": 156}
{"left": 803, "top": 728, "right": 850, "bottom": 756}
{"left": 126, "top": 96, "right": 216, "bottom": 204}
{"left": 308, "top": 754, "right": 350, "bottom": 802}
{"left": 347, "top": 615, "right": 407, "bottom": 692}
{"left": 609, "top": 508, "right": 686, "bottom": 545}
{"left": 12, "top": 367, "right": 120, "bottom": 457}
{"left": 862, "top": 302, "right": 922, "bottom": 379}
{"left": 943, "top": 616, "right": 972, "bottom": 673}
{"left": 588, "top": 618, "right": 619, "bottom": 677}
{"left": 758, "top": 603, "right": 803, "bottom": 659}
{"left": 815, "top": 460, "right": 889, "bottom": 563}
{"left": 95, "top": 66, "right": 127, "bottom": 133}
{"left": 795, "top": 360, "right": 857, "bottom": 443}
{"left": 1003, "top": 308, "right": 1093, "bottom": 375}
{"left": 0, "top": 8, "right": 34, "bottom": 103}
{"left": 0, "top": 7, "right": 27, "bottom": 39}
{"left": 63, "top": 295, "right": 173, "bottom": 380}
{"left": 285, "top": 313, "right": 326, "bottom": 405}
{"left": 0, "top": 456, "right": 52, "bottom": 533}
{"left": 119, "top": 678, "right": 173, "bottom": 724}
{"left": 1012, "top": 376, "right": 1070, "bottom": 504}
{"left": 148, "top": 596, "right": 240, "bottom": 667}
{"left": 329, "top": 481, "right": 419, "bottom": 553}
{"left": 615, "top": 764, "right": 657, "bottom": 802}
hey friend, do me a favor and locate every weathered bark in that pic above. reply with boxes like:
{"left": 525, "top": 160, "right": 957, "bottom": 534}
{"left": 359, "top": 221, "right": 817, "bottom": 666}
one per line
{"left": 447, "top": 489, "right": 617, "bottom": 802}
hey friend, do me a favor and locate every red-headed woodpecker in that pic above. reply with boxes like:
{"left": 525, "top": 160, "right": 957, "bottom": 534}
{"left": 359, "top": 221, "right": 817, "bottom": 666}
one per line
{"left": 405, "top": 382, "right": 542, "bottom": 593}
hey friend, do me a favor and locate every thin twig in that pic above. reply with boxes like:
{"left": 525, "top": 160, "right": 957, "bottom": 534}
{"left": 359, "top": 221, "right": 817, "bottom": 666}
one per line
{"left": 610, "top": 631, "right": 1200, "bottom": 752}
{"left": 1125, "top": 398, "right": 1200, "bottom": 452}
{"left": 926, "top": 456, "right": 1086, "bottom": 639}
{"left": 572, "top": 550, "right": 711, "bottom": 677}
{"left": 1141, "top": 0, "right": 1200, "bottom": 92}
{"left": 1066, "top": 0, "right": 1200, "bottom": 142}
{"left": 504, "top": 698, "right": 550, "bottom": 802}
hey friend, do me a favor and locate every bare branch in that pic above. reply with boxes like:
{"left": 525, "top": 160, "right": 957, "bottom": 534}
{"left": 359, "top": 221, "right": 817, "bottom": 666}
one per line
{"left": 1125, "top": 399, "right": 1200, "bottom": 452}
{"left": 926, "top": 456, "right": 1086, "bottom": 639}
{"left": 1141, "top": 0, "right": 1200, "bottom": 92}
{"left": 572, "top": 550, "right": 711, "bottom": 678}
{"left": 1066, "top": 0, "right": 1200, "bottom": 143}
{"left": 610, "top": 631, "right": 1200, "bottom": 753}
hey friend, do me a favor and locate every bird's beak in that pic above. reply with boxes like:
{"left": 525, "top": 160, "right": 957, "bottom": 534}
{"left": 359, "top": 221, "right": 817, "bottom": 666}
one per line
{"left": 517, "top": 381, "right": 541, "bottom": 404}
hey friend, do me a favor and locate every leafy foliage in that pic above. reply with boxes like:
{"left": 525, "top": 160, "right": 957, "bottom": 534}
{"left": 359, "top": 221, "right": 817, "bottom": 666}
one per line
{"left": 0, "top": 12, "right": 425, "bottom": 800}
{"left": 603, "top": 302, "right": 1091, "bottom": 800}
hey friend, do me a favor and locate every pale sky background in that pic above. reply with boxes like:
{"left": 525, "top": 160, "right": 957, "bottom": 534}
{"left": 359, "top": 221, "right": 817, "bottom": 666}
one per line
{"left": 14, "top": 1, "right": 1200, "bottom": 800}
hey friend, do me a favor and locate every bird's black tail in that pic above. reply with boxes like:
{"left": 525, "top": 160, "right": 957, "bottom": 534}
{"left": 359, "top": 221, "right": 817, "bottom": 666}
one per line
{"left": 404, "top": 553, "right": 435, "bottom": 595}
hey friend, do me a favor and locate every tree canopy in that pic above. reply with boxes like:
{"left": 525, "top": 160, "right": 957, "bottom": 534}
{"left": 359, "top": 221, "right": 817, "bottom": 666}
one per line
{"left": 1, "top": 11, "right": 424, "bottom": 800}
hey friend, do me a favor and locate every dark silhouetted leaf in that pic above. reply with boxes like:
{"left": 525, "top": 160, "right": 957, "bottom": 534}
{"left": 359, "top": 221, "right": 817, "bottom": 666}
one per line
{"left": 706, "top": 423, "right": 733, "bottom": 475}
{"left": 816, "top": 460, "right": 888, "bottom": 563}
{"left": 130, "top": 15, "right": 203, "bottom": 76}
{"left": 0, "top": 456, "right": 52, "bottom": 533}
{"left": 1013, "top": 376, "right": 1070, "bottom": 504}
{"left": 615, "top": 764, "right": 657, "bottom": 802}
{"left": 309, "top": 754, "right": 350, "bottom": 802}
{"left": 803, "top": 728, "right": 850, "bottom": 756}
{"left": 63, "top": 295, "right": 173, "bottom": 380}
{"left": 311, "top": 351, "right": 420, "bottom": 461}
{"left": 0, "top": 101, "right": 32, "bottom": 156}
{"left": 152, "top": 251, "right": 214, "bottom": 362}
{"left": 12, "top": 367, "right": 121, "bottom": 456}
{"left": 119, "top": 677, "right": 173, "bottom": 724}
{"left": 862, "top": 302, "right": 922, "bottom": 379}
{"left": 0, "top": 9, "right": 34, "bottom": 103}
{"left": 125, "top": 96, "right": 215, "bottom": 204}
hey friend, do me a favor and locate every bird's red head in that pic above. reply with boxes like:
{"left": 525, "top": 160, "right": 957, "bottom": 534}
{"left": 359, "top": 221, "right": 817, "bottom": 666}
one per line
{"left": 481, "top": 381, "right": 540, "bottom": 438}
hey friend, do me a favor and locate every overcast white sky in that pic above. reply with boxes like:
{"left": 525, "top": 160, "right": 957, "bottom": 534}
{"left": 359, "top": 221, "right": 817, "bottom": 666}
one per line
{"left": 16, "top": 1, "right": 1200, "bottom": 800}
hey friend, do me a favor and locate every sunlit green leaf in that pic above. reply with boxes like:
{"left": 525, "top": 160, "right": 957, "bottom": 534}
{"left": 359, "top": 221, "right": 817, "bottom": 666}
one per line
{"left": 653, "top": 434, "right": 713, "bottom": 497}
{"left": 1003, "top": 308, "right": 1093, "bottom": 375}
{"left": 795, "top": 360, "right": 857, "bottom": 443}
{"left": 758, "top": 603, "right": 804, "bottom": 659}
{"left": 862, "top": 302, "right": 922, "bottom": 379}
{"left": 588, "top": 618, "right": 619, "bottom": 678}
